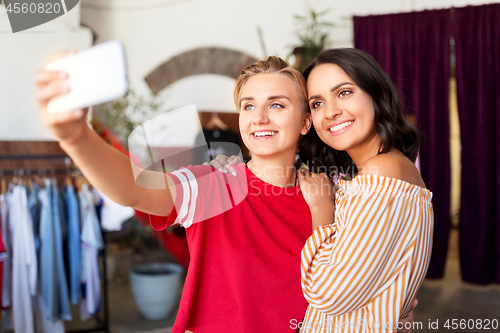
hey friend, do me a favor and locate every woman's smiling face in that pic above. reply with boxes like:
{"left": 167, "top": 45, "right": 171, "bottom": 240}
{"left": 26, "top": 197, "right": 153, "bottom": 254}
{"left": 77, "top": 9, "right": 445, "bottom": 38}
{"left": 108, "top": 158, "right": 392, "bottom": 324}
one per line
{"left": 238, "top": 73, "right": 310, "bottom": 158}
{"left": 307, "top": 63, "right": 377, "bottom": 153}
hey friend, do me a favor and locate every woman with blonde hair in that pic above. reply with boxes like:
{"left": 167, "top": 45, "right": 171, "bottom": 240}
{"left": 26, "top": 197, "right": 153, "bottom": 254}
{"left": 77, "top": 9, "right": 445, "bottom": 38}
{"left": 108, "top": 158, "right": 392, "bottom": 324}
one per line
{"left": 36, "top": 54, "right": 313, "bottom": 332}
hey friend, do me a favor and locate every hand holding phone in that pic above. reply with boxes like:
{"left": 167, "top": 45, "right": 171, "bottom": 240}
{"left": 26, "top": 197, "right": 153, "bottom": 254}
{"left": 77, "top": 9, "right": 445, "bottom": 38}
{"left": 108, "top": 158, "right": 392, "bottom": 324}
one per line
{"left": 46, "top": 40, "right": 128, "bottom": 113}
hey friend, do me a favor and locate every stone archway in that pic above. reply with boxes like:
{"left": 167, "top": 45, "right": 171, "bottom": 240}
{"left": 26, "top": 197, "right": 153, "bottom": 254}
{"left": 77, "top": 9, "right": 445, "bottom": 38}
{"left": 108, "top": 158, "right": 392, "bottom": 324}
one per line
{"left": 144, "top": 47, "right": 259, "bottom": 94}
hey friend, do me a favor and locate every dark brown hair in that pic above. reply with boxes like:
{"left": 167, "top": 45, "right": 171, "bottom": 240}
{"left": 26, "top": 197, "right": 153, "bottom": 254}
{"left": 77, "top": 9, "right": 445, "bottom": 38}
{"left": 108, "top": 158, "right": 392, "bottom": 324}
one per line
{"left": 298, "top": 48, "right": 420, "bottom": 176}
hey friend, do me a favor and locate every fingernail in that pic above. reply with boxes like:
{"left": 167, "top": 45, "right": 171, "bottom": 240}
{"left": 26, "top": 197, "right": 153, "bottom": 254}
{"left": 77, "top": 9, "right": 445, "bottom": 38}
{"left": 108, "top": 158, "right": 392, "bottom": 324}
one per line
{"left": 227, "top": 158, "right": 233, "bottom": 164}
{"left": 60, "top": 85, "right": 69, "bottom": 92}
{"left": 218, "top": 168, "right": 226, "bottom": 174}
{"left": 232, "top": 171, "right": 237, "bottom": 177}
{"left": 73, "top": 110, "right": 82, "bottom": 118}
{"left": 58, "top": 71, "right": 67, "bottom": 79}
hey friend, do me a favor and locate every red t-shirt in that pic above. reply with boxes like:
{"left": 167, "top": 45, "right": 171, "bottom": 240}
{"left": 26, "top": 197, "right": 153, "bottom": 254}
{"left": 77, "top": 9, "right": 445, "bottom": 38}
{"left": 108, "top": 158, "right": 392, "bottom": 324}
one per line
{"left": 149, "top": 164, "right": 312, "bottom": 333}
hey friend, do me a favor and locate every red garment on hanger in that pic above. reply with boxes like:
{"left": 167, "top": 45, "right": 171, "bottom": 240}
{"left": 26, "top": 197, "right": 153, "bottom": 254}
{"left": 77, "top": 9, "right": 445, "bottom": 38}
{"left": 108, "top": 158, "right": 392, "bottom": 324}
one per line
{"left": 0, "top": 212, "right": 6, "bottom": 309}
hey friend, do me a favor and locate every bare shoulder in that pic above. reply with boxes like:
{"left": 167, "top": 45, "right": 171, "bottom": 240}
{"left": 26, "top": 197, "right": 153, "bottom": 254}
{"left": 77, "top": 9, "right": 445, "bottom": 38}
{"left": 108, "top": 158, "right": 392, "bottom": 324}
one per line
{"left": 359, "top": 149, "right": 426, "bottom": 188}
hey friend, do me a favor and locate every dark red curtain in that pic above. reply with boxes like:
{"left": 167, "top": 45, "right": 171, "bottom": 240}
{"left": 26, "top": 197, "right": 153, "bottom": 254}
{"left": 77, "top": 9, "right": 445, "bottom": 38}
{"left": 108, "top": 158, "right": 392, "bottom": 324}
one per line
{"left": 454, "top": 4, "right": 500, "bottom": 285}
{"left": 353, "top": 9, "right": 452, "bottom": 279}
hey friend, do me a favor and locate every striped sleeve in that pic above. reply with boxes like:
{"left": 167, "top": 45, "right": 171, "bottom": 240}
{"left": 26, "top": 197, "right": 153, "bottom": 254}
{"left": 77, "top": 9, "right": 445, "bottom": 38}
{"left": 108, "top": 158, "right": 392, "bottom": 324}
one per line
{"left": 149, "top": 165, "right": 245, "bottom": 230}
{"left": 301, "top": 176, "right": 423, "bottom": 317}
{"left": 149, "top": 168, "right": 200, "bottom": 230}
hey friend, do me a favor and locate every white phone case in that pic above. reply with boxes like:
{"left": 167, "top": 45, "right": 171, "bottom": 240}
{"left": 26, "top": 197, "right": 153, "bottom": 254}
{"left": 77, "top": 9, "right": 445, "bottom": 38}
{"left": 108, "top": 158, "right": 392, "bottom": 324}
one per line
{"left": 46, "top": 40, "right": 128, "bottom": 113}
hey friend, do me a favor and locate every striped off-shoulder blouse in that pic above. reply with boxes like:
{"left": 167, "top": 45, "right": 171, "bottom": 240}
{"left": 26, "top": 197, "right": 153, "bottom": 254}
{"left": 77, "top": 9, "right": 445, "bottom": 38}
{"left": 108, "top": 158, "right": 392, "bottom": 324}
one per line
{"left": 300, "top": 174, "right": 434, "bottom": 332}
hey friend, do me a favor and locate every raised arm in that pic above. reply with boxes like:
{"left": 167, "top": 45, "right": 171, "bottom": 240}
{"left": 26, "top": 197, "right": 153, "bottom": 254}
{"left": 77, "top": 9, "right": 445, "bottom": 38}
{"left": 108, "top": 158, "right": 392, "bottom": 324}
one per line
{"left": 35, "top": 51, "right": 174, "bottom": 216}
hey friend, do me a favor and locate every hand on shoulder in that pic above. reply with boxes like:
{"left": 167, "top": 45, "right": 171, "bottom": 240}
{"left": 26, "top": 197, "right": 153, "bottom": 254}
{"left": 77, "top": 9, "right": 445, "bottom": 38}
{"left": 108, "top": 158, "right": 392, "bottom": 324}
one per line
{"left": 359, "top": 149, "right": 426, "bottom": 188}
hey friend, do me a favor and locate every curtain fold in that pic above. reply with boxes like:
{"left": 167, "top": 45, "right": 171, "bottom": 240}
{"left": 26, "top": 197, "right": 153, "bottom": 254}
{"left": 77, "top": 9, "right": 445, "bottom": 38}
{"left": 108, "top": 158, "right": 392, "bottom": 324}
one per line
{"left": 353, "top": 9, "right": 452, "bottom": 279}
{"left": 454, "top": 4, "right": 500, "bottom": 285}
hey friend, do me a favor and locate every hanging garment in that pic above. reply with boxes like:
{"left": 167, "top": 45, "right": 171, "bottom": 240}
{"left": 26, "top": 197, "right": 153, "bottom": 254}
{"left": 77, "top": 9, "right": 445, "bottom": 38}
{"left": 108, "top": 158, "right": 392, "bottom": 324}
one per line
{"left": 38, "top": 180, "right": 57, "bottom": 321}
{"left": 39, "top": 180, "right": 72, "bottom": 322}
{"left": 65, "top": 184, "right": 81, "bottom": 305}
{"left": 58, "top": 186, "right": 70, "bottom": 282}
{"left": 34, "top": 294, "right": 65, "bottom": 333}
{"left": 27, "top": 182, "right": 41, "bottom": 260}
{"left": 0, "top": 194, "right": 11, "bottom": 309}
{"left": 6, "top": 185, "right": 38, "bottom": 333}
{"left": 34, "top": 220, "right": 65, "bottom": 333}
{"left": 0, "top": 196, "right": 7, "bottom": 311}
{"left": 82, "top": 245, "right": 99, "bottom": 317}
{"left": 51, "top": 182, "right": 72, "bottom": 320}
{"left": 95, "top": 189, "right": 134, "bottom": 231}
{"left": 79, "top": 184, "right": 104, "bottom": 319}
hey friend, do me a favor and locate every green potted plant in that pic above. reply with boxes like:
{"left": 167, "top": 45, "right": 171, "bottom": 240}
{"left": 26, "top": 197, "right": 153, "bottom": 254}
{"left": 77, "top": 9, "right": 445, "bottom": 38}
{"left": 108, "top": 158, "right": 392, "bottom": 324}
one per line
{"left": 290, "top": 9, "right": 335, "bottom": 71}
{"left": 92, "top": 89, "right": 164, "bottom": 149}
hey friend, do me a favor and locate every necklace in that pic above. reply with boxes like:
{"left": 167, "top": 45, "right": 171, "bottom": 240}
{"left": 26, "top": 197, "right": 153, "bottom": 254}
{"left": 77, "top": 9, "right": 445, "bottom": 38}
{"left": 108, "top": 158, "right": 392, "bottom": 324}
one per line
{"left": 245, "top": 160, "right": 298, "bottom": 187}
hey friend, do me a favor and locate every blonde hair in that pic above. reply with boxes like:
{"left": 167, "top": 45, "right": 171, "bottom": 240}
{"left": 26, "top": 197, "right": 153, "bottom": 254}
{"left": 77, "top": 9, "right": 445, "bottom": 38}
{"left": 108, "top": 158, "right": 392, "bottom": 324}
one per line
{"left": 233, "top": 56, "right": 309, "bottom": 115}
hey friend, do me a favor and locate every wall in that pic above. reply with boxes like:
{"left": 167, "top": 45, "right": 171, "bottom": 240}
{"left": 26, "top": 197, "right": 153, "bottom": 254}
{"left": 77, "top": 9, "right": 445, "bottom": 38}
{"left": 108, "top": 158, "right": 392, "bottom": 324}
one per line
{"left": 0, "top": 0, "right": 493, "bottom": 140}
{"left": 79, "top": 0, "right": 492, "bottom": 113}
{"left": 0, "top": 2, "right": 92, "bottom": 140}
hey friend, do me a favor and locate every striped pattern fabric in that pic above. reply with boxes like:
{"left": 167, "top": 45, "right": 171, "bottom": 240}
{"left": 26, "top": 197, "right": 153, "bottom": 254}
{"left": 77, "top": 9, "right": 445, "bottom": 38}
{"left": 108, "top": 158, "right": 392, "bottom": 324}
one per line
{"left": 171, "top": 169, "right": 199, "bottom": 228}
{"left": 300, "top": 174, "right": 434, "bottom": 332}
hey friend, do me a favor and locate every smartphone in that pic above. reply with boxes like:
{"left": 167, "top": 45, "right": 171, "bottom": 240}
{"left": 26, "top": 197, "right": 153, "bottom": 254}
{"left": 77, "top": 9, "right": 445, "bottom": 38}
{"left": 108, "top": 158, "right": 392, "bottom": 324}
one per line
{"left": 46, "top": 40, "right": 128, "bottom": 113}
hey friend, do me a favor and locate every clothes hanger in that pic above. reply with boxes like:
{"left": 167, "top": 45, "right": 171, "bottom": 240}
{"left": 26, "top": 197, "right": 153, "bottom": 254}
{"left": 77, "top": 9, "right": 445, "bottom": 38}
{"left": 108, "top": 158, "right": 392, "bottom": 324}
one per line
{"left": 0, "top": 172, "right": 5, "bottom": 197}
{"left": 65, "top": 168, "right": 73, "bottom": 188}
{"left": 12, "top": 170, "right": 19, "bottom": 186}
{"left": 25, "top": 170, "right": 33, "bottom": 190}
{"left": 50, "top": 169, "right": 57, "bottom": 186}
{"left": 205, "top": 112, "right": 229, "bottom": 131}
{"left": 76, "top": 174, "right": 90, "bottom": 191}
{"left": 28, "top": 177, "right": 34, "bottom": 190}
{"left": 20, "top": 170, "right": 31, "bottom": 188}
{"left": 66, "top": 175, "right": 72, "bottom": 188}
{"left": 18, "top": 170, "right": 26, "bottom": 188}
{"left": 76, "top": 175, "right": 83, "bottom": 191}
{"left": 65, "top": 157, "right": 74, "bottom": 188}
{"left": 39, "top": 169, "right": 47, "bottom": 183}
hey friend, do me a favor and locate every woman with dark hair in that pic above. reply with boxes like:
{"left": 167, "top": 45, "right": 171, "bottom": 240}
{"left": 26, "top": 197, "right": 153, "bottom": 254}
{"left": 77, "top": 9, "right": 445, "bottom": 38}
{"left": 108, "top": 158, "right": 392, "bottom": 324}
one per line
{"left": 298, "top": 47, "right": 420, "bottom": 176}
{"left": 297, "top": 48, "right": 433, "bottom": 332}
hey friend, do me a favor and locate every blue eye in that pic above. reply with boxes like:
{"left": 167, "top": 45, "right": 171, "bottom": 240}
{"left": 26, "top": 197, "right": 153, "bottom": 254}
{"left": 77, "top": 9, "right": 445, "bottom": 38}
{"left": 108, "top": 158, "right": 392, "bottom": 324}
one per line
{"left": 270, "top": 103, "right": 284, "bottom": 109}
{"left": 244, "top": 104, "right": 255, "bottom": 110}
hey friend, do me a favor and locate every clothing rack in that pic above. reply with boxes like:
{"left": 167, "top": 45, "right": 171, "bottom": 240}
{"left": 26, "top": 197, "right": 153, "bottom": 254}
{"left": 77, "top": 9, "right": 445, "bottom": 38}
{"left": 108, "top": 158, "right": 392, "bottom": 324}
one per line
{"left": 66, "top": 229, "right": 110, "bottom": 333}
{"left": 0, "top": 155, "right": 70, "bottom": 160}
{"left": 0, "top": 146, "right": 110, "bottom": 333}
{"left": 66, "top": 221, "right": 110, "bottom": 333}
{"left": 0, "top": 169, "right": 69, "bottom": 176}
